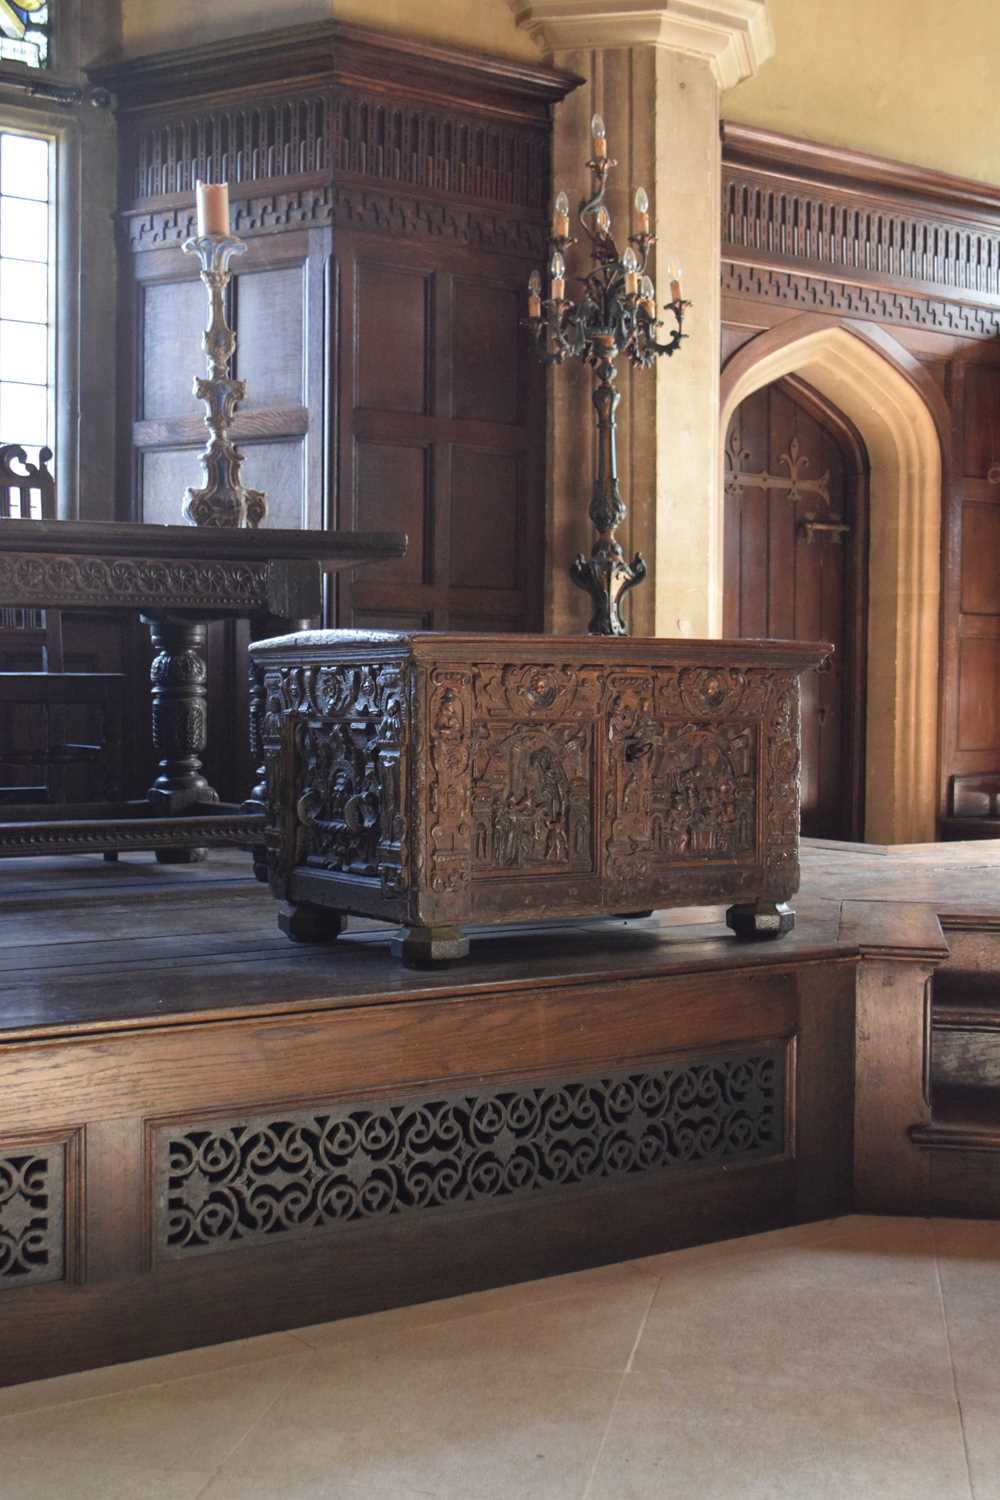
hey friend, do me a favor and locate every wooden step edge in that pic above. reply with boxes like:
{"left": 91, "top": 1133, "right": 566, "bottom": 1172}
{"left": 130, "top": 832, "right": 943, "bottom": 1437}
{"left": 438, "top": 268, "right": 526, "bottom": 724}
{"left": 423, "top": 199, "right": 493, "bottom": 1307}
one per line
{"left": 934, "top": 1007, "right": 1000, "bottom": 1032}
{"left": 912, "top": 1085, "right": 1000, "bottom": 1151}
{"left": 911, "top": 1119, "right": 1000, "bottom": 1152}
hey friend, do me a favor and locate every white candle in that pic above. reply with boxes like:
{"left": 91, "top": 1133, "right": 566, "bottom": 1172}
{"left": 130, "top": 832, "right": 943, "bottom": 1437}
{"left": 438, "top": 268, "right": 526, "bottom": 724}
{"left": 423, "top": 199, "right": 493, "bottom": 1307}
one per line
{"left": 196, "top": 181, "right": 230, "bottom": 237}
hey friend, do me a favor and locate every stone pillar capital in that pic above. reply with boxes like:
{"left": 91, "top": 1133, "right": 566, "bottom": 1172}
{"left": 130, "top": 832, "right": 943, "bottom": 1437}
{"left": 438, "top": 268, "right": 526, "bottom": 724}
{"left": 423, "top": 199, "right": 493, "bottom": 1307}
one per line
{"left": 507, "top": 0, "right": 773, "bottom": 86}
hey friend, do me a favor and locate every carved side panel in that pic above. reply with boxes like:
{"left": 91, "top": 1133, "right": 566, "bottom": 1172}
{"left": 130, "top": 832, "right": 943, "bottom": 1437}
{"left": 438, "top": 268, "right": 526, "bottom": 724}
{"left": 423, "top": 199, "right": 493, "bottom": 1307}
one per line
{"left": 152, "top": 1042, "right": 788, "bottom": 1261}
{"left": 261, "top": 659, "right": 409, "bottom": 898}
{"left": 0, "top": 1142, "right": 66, "bottom": 1289}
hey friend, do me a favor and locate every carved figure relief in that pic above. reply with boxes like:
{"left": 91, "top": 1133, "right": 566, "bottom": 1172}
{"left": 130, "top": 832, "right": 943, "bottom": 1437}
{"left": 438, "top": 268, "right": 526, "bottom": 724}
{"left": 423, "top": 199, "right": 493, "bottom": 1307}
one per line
{"left": 262, "top": 660, "right": 409, "bottom": 895}
{"left": 471, "top": 723, "right": 593, "bottom": 874}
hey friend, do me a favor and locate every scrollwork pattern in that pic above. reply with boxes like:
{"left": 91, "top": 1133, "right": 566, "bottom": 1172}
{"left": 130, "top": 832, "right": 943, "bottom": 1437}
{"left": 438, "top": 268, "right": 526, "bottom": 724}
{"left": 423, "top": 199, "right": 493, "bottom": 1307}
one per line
{"left": 156, "top": 1046, "right": 786, "bottom": 1258}
{"left": 0, "top": 1147, "right": 64, "bottom": 1287}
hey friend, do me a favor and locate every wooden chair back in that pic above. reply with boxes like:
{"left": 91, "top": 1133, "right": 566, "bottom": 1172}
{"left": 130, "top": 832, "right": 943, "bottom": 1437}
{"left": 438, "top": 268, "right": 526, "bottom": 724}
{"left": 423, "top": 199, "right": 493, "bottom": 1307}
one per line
{"left": 0, "top": 445, "right": 63, "bottom": 671}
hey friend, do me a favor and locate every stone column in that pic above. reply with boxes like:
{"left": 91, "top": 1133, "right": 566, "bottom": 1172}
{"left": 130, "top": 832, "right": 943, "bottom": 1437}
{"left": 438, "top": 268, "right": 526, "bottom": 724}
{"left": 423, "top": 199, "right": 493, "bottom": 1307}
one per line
{"left": 509, "top": 0, "right": 773, "bottom": 637}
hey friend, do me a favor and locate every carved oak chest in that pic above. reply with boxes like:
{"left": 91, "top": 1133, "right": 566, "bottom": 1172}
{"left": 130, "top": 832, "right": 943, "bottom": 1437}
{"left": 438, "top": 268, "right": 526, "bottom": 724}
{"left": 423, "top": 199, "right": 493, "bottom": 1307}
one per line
{"left": 250, "top": 631, "right": 830, "bottom": 962}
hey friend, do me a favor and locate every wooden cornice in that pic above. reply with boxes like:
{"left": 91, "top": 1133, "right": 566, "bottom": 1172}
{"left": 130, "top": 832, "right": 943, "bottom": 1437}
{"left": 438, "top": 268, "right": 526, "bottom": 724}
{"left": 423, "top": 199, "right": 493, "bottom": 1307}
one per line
{"left": 91, "top": 18, "right": 581, "bottom": 122}
{"left": 722, "top": 121, "right": 1000, "bottom": 227}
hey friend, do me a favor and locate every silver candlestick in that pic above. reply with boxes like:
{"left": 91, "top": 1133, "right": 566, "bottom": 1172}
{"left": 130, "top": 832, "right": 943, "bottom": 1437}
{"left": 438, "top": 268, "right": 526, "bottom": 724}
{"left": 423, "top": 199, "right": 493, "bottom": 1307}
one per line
{"left": 181, "top": 232, "right": 267, "bottom": 529}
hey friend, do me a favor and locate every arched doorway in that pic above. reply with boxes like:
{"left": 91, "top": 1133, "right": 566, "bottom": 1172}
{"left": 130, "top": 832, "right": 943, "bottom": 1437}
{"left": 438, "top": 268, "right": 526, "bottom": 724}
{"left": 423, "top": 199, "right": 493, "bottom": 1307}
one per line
{"left": 719, "top": 317, "right": 947, "bottom": 845}
{"left": 724, "top": 376, "right": 869, "bottom": 840}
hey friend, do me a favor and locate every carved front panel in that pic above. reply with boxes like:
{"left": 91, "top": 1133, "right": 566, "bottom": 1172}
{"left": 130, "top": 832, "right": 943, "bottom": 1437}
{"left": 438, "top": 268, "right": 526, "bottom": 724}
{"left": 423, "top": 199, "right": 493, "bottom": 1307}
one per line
{"left": 153, "top": 1043, "right": 788, "bottom": 1261}
{"left": 0, "top": 1143, "right": 65, "bottom": 1288}
{"left": 471, "top": 721, "right": 594, "bottom": 876}
{"left": 411, "top": 655, "right": 804, "bottom": 918}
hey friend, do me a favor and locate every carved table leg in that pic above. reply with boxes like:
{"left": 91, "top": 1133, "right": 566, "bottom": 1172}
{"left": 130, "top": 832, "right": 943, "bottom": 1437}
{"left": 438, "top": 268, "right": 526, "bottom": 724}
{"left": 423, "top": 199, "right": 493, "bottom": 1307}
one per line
{"left": 142, "top": 613, "right": 219, "bottom": 864}
{"left": 278, "top": 902, "right": 347, "bottom": 944}
{"left": 726, "top": 900, "right": 796, "bottom": 941}
{"left": 392, "top": 925, "right": 470, "bottom": 967}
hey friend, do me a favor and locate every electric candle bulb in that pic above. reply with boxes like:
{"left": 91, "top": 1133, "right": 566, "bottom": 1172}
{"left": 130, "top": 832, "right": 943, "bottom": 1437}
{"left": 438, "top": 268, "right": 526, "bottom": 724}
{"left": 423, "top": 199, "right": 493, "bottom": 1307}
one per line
{"left": 595, "top": 205, "right": 611, "bottom": 235}
{"left": 670, "top": 265, "right": 683, "bottom": 303}
{"left": 553, "top": 189, "right": 570, "bottom": 238}
{"left": 549, "top": 249, "right": 566, "bottom": 301}
{"left": 591, "top": 112, "right": 608, "bottom": 159}
{"left": 640, "top": 273, "right": 656, "bottom": 315}
{"left": 528, "top": 269, "right": 542, "bottom": 318}
{"left": 622, "top": 245, "right": 639, "bottom": 295}
{"left": 634, "top": 185, "right": 650, "bottom": 234}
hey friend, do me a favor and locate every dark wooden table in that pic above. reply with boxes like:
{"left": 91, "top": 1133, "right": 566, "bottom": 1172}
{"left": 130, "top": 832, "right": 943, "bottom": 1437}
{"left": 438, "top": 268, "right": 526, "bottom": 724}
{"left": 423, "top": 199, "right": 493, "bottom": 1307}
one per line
{"left": 0, "top": 518, "right": 405, "bottom": 859}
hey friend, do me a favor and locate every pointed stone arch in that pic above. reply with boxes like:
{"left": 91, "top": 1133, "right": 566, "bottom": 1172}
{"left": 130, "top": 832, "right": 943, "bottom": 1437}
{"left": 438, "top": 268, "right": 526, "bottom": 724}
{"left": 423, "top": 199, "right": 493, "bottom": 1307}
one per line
{"left": 720, "top": 315, "right": 948, "bottom": 843}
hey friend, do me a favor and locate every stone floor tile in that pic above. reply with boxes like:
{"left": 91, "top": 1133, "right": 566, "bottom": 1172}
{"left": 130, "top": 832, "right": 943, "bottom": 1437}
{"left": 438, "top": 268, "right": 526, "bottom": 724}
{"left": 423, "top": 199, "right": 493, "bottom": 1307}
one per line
{"left": 586, "top": 1370, "right": 973, "bottom": 1500}
{"left": 0, "top": 1353, "right": 308, "bottom": 1472}
{"left": 631, "top": 1228, "right": 952, "bottom": 1397}
{"left": 957, "top": 1395, "right": 1000, "bottom": 1500}
{"left": 0, "top": 1332, "right": 310, "bottom": 1419}
{"left": 0, "top": 1451, "right": 209, "bottom": 1500}
{"left": 201, "top": 1353, "right": 620, "bottom": 1500}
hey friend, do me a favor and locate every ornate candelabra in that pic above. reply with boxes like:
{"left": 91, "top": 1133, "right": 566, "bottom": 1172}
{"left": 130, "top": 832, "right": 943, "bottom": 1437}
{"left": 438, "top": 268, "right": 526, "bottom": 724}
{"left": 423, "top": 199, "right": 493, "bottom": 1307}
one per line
{"left": 181, "top": 228, "right": 267, "bottom": 529}
{"left": 527, "top": 115, "right": 689, "bottom": 635}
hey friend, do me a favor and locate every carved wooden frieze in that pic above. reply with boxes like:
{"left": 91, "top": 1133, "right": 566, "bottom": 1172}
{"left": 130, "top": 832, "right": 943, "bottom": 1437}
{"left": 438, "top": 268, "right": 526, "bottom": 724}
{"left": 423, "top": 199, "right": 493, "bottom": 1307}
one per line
{"left": 0, "top": 1143, "right": 65, "bottom": 1288}
{"left": 251, "top": 633, "right": 827, "bottom": 935}
{"left": 722, "top": 261, "right": 1000, "bottom": 340}
{"left": 153, "top": 1042, "right": 788, "bottom": 1260}
{"left": 720, "top": 126, "right": 1000, "bottom": 337}
{"left": 0, "top": 551, "right": 271, "bottom": 612}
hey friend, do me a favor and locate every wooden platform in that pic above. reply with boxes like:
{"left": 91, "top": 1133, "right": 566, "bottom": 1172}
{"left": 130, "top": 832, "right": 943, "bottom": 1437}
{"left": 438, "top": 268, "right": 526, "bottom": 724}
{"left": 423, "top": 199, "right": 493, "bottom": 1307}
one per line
{"left": 1, "top": 840, "right": 990, "bottom": 1386}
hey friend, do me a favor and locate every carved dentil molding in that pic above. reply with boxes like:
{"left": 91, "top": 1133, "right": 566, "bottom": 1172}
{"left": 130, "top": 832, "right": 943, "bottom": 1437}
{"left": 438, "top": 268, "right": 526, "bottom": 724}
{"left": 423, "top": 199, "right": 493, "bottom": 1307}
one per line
{"left": 507, "top": 0, "right": 774, "bottom": 87}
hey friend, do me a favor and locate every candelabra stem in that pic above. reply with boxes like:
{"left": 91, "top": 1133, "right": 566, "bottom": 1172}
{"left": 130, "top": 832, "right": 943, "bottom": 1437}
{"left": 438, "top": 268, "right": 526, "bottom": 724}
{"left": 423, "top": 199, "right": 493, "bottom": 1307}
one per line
{"left": 181, "top": 233, "right": 267, "bottom": 529}
{"left": 569, "top": 347, "right": 647, "bottom": 636}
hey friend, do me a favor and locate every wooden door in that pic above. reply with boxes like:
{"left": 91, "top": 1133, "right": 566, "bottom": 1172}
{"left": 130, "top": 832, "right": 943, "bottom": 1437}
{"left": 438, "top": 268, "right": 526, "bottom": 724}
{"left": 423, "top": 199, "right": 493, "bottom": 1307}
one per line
{"left": 724, "top": 378, "right": 868, "bottom": 840}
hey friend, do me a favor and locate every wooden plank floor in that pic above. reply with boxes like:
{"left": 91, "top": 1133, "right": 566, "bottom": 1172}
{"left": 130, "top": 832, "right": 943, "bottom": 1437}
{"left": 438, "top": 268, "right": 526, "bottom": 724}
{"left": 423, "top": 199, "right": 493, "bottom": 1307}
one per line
{"left": 0, "top": 840, "right": 996, "bottom": 1039}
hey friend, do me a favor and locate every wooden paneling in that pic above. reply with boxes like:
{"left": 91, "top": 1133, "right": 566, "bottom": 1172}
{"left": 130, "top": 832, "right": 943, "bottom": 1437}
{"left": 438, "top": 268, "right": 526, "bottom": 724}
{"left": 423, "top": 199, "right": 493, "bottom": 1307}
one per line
{"left": 452, "top": 276, "right": 521, "bottom": 426}
{"left": 450, "top": 449, "right": 519, "bottom": 591}
{"left": 140, "top": 278, "right": 204, "bottom": 421}
{"left": 958, "top": 638, "right": 1000, "bottom": 750}
{"left": 337, "top": 236, "right": 546, "bottom": 633}
{"left": 235, "top": 266, "right": 306, "bottom": 410}
{"left": 354, "top": 442, "right": 429, "bottom": 584}
{"left": 238, "top": 440, "right": 305, "bottom": 531}
{"left": 961, "top": 367, "right": 1000, "bottom": 478}
{"left": 961, "top": 503, "right": 1000, "bottom": 614}
{"left": 355, "top": 261, "right": 431, "bottom": 415}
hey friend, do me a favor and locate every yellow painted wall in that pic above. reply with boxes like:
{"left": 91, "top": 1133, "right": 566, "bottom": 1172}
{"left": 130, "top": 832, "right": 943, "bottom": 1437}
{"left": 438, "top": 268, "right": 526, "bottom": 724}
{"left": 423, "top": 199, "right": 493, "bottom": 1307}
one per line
{"left": 331, "top": 0, "right": 541, "bottom": 62}
{"left": 724, "top": 0, "right": 1000, "bottom": 186}
{"left": 122, "top": 0, "right": 330, "bottom": 53}
{"left": 122, "top": 0, "right": 541, "bottom": 62}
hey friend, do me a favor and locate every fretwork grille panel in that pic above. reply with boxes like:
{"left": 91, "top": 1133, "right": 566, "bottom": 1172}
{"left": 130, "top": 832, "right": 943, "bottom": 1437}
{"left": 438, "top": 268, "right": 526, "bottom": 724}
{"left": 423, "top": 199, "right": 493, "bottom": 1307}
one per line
{"left": 154, "top": 1045, "right": 788, "bottom": 1260}
{"left": 0, "top": 1143, "right": 65, "bottom": 1288}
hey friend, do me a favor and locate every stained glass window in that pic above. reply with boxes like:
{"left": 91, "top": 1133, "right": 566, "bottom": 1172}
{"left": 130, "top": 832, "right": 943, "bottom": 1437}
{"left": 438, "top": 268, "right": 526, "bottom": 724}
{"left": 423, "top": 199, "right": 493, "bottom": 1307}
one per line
{"left": 0, "top": 131, "right": 54, "bottom": 470}
{"left": 0, "top": 2, "right": 50, "bottom": 70}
